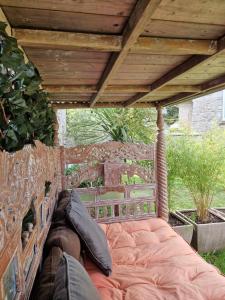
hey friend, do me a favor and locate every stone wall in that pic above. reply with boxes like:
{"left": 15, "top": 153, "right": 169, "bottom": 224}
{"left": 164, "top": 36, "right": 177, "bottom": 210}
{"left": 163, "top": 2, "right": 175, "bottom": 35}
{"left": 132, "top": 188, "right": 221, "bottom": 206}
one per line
{"left": 177, "top": 101, "right": 193, "bottom": 127}
{"left": 57, "top": 109, "right": 67, "bottom": 146}
{"left": 192, "top": 91, "right": 224, "bottom": 133}
{"left": 178, "top": 91, "right": 225, "bottom": 134}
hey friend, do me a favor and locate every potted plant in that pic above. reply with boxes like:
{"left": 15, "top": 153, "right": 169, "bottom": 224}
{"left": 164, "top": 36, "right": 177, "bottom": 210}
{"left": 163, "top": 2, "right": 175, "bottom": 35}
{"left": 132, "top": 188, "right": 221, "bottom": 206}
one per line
{"left": 168, "top": 128, "right": 225, "bottom": 252}
{"left": 169, "top": 211, "right": 193, "bottom": 244}
{"left": 167, "top": 135, "right": 193, "bottom": 244}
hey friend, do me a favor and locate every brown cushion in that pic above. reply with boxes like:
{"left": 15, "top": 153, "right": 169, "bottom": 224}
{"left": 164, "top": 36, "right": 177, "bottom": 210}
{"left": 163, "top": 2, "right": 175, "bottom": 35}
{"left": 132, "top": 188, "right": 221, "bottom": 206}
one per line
{"left": 53, "top": 252, "right": 101, "bottom": 300}
{"left": 37, "top": 247, "right": 63, "bottom": 300}
{"left": 57, "top": 196, "right": 70, "bottom": 209}
{"left": 52, "top": 207, "right": 68, "bottom": 228}
{"left": 45, "top": 226, "right": 81, "bottom": 261}
{"left": 52, "top": 196, "right": 71, "bottom": 228}
{"left": 58, "top": 190, "right": 71, "bottom": 202}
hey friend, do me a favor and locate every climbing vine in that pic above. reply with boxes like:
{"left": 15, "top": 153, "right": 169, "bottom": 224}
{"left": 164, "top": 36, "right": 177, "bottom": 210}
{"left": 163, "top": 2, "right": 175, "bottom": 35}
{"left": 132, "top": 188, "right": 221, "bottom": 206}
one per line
{"left": 0, "top": 22, "right": 55, "bottom": 152}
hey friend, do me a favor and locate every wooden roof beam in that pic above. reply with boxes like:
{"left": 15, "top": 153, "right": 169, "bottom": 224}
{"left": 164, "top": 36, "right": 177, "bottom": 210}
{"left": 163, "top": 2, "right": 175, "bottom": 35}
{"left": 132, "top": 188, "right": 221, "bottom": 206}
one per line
{"left": 89, "top": 0, "right": 162, "bottom": 108}
{"left": 124, "top": 55, "right": 208, "bottom": 107}
{"left": 51, "top": 102, "right": 154, "bottom": 109}
{"left": 153, "top": 73, "right": 225, "bottom": 107}
{"left": 138, "top": 72, "right": 225, "bottom": 109}
{"left": 44, "top": 84, "right": 202, "bottom": 94}
{"left": 201, "top": 74, "right": 225, "bottom": 92}
{"left": 13, "top": 29, "right": 217, "bottom": 55}
{"left": 159, "top": 92, "right": 196, "bottom": 106}
{"left": 124, "top": 35, "right": 225, "bottom": 107}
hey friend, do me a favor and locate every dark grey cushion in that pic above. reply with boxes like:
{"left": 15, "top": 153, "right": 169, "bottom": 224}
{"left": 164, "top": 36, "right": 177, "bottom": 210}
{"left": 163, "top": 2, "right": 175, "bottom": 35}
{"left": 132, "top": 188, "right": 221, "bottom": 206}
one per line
{"left": 66, "top": 190, "right": 112, "bottom": 276}
{"left": 53, "top": 252, "right": 100, "bottom": 300}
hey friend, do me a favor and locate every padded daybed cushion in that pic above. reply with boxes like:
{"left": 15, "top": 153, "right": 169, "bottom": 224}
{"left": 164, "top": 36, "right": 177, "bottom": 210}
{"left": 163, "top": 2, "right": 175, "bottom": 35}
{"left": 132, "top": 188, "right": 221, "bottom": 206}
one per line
{"left": 85, "top": 218, "right": 225, "bottom": 300}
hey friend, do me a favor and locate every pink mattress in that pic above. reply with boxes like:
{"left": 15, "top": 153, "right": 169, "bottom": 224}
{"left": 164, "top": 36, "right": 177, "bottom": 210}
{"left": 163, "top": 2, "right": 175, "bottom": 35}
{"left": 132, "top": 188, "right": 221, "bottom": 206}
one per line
{"left": 85, "top": 218, "right": 225, "bottom": 300}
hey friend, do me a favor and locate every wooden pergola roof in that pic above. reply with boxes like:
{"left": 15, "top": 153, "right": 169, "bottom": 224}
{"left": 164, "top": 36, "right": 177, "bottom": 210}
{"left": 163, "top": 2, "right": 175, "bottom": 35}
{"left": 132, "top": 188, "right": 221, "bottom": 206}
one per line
{"left": 1, "top": 0, "right": 225, "bottom": 108}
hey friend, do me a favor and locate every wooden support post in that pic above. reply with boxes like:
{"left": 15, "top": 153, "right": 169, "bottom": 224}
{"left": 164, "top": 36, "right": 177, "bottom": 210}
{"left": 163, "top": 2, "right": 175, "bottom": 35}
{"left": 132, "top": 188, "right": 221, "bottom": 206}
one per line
{"left": 156, "top": 105, "right": 169, "bottom": 222}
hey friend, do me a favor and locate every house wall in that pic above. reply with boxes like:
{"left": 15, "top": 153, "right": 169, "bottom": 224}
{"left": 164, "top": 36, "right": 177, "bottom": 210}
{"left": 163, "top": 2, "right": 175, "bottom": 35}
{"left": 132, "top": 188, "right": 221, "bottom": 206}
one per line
{"left": 192, "top": 91, "right": 224, "bottom": 133}
{"left": 178, "top": 91, "right": 225, "bottom": 134}
{"left": 57, "top": 110, "right": 67, "bottom": 146}
{"left": 177, "top": 101, "right": 193, "bottom": 127}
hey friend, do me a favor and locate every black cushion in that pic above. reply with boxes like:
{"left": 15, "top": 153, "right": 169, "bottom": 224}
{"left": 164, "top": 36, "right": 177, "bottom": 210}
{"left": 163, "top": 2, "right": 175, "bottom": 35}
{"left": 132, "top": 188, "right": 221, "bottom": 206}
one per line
{"left": 66, "top": 190, "right": 112, "bottom": 276}
{"left": 53, "top": 252, "right": 101, "bottom": 300}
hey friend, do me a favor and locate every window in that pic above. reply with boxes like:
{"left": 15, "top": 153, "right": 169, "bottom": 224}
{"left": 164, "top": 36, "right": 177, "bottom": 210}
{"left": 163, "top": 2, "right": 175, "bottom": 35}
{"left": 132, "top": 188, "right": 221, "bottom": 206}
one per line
{"left": 222, "top": 90, "right": 225, "bottom": 121}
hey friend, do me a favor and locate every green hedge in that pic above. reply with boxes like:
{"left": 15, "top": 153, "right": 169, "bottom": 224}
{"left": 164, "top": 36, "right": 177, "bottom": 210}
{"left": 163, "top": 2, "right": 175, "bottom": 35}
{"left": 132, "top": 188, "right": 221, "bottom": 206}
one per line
{"left": 0, "top": 22, "right": 55, "bottom": 152}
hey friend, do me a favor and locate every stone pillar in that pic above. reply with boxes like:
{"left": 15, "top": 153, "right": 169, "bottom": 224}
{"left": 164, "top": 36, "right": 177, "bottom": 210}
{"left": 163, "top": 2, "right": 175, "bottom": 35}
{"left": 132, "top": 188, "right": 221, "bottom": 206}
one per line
{"left": 156, "top": 105, "right": 169, "bottom": 222}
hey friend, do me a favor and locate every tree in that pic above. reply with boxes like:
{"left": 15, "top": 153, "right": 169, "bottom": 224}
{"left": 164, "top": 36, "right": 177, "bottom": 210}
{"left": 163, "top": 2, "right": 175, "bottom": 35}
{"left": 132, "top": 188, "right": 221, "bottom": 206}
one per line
{"left": 67, "top": 108, "right": 157, "bottom": 145}
{"left": 164, "top": 106, "right": 179, "bottom": 126}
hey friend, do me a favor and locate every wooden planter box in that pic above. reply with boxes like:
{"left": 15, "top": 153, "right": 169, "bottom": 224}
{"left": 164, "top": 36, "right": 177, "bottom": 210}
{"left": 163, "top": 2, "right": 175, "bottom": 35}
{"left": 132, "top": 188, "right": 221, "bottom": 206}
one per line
{"left": 169, "top": 212, "right": 193, "bottom": 244}
{"left": 177, "top": 209, "right": 225, "bottom": 253}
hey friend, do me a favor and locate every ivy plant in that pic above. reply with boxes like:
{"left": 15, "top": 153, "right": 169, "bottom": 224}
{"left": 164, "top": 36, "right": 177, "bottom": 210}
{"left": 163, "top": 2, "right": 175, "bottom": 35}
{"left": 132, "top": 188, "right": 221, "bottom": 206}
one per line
{"left": 0, "top": 22, "right": 55, "bottom": 152}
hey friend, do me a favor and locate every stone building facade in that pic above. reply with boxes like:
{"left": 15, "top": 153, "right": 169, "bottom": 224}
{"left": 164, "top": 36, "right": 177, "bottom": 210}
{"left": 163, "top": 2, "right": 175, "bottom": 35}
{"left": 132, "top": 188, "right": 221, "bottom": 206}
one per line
{"left": 178, "top": 90, "right": 225, "bottom": 134}
{"left": 56, "top": 110, "right": 67, "bottom": 146}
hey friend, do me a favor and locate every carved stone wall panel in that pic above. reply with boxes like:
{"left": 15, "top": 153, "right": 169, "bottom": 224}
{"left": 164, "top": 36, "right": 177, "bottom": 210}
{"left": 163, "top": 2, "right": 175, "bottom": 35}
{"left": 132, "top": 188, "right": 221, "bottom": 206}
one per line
{"left": 0, "top": 141, "right": 61, "bottom": 299}
{"left": 64, "top": 142, "right": 155, "bottom": 164}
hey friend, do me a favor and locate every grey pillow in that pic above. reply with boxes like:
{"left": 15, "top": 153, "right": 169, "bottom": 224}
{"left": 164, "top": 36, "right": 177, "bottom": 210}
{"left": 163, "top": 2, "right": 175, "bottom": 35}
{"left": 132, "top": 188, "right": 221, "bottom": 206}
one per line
{"left": 66, "top": 190, "right": 112, "bottom": 276}
{"left": 53, "top": 252, "right": 100, "bottom": 300}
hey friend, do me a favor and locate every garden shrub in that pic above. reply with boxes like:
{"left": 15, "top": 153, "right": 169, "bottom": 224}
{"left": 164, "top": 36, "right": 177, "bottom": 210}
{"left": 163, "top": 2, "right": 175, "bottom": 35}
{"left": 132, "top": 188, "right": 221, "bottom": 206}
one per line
{"left": 167, "top": 128, "right": 225, "bottom": 222}
{"left": 0, "top": 22, "right": 55, "bottom": 152}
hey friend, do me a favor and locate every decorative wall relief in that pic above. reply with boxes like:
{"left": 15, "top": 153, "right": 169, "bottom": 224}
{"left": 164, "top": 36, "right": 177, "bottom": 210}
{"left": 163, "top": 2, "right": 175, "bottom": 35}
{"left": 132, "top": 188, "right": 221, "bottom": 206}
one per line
{"left": 0, "top": 141, "right": 61, "bottom": 299}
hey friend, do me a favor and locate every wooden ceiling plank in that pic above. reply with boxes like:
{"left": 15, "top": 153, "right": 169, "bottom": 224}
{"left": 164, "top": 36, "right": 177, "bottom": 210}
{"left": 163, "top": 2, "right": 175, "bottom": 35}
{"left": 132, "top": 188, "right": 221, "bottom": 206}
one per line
{"left": 13, "top": 28, "right": 217, "bottom": 55}
{"left": 89, "top": 0, "right": 162, "bottom": 107}
{"left": 143, "top": 19, "right": 225, "bottom": 40}
{"left": 3, "top": 7, "right": 126, "bottom": 34}
{"left": 0, "top": 1, "right": 135, "bottom": 17}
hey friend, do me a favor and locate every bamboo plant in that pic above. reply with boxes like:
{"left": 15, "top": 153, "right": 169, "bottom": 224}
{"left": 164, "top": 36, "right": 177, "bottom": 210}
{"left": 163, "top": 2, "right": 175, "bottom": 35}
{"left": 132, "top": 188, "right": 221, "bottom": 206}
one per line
{"left": 167, "top": 128, "right": 225, "bottom": 223}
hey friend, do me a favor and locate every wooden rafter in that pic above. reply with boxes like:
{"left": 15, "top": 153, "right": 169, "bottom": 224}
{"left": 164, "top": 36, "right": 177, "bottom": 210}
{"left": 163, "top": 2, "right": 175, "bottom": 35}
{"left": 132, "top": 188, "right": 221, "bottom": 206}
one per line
{"left": 124, "top": 35, "right": 225, "bottom": 107}
{"left": 44, "top": 84, "right": 202, "bottom": 94}
{"left": 153, "top": 72, "right": 225, "bottom": 107}
{"left": 201, "top": 74, "right": 225, "bottom": 91}
{"left": 13, "top": 28, "right": 217, "bottom": 55}
{"left": 159, "top": 92, "right": 196, "bottom": 106}
{"left": 89, "top": 0, "right": 162, "bottom": 108}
